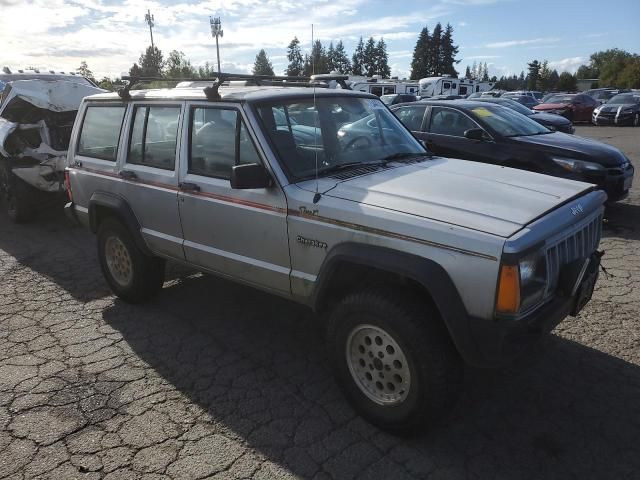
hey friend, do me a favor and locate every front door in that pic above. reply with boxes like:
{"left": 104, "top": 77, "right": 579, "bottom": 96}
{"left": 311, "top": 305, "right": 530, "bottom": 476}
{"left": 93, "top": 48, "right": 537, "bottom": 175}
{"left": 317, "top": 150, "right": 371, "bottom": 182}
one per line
{"left": 118, "top": 102, "right": 185, "bottom": 260}
{"left": 177, "top": 103, "right": 291, "bottom": 294}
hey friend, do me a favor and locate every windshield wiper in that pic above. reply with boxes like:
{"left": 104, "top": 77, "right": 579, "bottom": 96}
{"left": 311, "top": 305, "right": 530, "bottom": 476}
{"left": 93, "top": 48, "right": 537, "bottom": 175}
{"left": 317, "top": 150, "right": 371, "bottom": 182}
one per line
{"left": 316, "top": 161, "right": 385, "bottom": 177}
{"left": 382, "top": 152, "right": 431, "bottom": 162}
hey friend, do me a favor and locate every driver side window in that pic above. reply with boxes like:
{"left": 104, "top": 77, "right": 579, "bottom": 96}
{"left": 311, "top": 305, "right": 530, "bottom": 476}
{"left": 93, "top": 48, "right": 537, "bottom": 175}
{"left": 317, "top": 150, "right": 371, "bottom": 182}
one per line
{"left": 429, "top": 107, "right": 478, "bottom": 137}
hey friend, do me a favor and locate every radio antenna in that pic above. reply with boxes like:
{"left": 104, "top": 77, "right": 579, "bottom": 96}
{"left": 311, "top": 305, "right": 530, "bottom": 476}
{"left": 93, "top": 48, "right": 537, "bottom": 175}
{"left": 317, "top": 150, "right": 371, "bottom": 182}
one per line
{"left": 312, "top": 23, "right": 321, "bottom": 204}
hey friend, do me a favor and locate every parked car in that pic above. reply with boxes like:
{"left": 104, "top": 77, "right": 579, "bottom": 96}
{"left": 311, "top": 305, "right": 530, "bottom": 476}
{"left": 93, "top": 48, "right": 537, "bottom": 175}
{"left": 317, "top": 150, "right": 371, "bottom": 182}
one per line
{"left": 380, "top": 93, "right": 418, "bottom": 106}
{"left": 430, "top": 94, "right": 465, "bottom": 100}
{"left": 584, "top": 88, "right": 630, "bottom": 105}
{"left": 391, "top": 100, "right": 633, "bottom": 201}
{"left": 501, "top": 93, "right": 539, "bottom": 109}
{"left": 0, "top": 78, "right": 104, "bottom": 222}
{"left": 592, "top": 93, "right": 640, "bottom": 126}
{"left": 66, "top": 78, "right": 606, "bottom": 433}
{"left": 474, "top": 97, "right": 574, "bottom": 133}
{"left": 504, "top": 90, "right": 542, "bottom": 101}
{"left": 532, "top": 93, "right": 598, "bottom": 122}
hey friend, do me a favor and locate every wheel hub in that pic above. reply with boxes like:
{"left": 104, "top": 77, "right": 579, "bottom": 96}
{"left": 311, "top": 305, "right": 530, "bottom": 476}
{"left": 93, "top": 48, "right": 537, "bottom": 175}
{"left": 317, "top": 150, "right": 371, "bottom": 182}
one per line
{"left": 346, "top": 324, "right": 411, "bottom": 406}
{"left": 105, "top": 236, "right": 133, "bottom": 287}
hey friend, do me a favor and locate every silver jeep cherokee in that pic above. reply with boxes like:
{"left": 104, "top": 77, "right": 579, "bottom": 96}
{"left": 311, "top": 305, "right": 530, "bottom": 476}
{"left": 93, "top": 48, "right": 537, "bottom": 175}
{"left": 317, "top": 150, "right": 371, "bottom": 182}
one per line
{"left": 65, "top": 76, "right": 606, "bottom": 433}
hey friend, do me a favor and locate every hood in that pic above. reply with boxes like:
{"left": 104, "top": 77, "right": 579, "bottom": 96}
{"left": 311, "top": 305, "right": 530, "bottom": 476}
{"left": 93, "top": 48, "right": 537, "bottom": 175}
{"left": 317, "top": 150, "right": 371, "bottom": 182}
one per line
{"left": 530, "top": 111, "right": 572, "bottom": 125}
{"left": 533, "top": 102, "right": 570, "bottom": 111}
{"left": 322, "top": 158, "right": 592, "bottom": 238}
{"left": 509, "top": 131, "right": 628, "bottom": 167}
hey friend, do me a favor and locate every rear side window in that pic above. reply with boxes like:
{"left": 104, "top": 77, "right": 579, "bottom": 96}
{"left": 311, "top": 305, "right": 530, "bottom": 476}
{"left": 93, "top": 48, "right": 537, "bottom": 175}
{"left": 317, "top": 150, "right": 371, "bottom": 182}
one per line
{"left": 394, "top": 106, "right": 426, "bottom": 131}
{"left": 77, "top": 106, "right": 126, "bottom": 161}
{"left": 128, "top": 106, "right": 181, "bottom": 170}
{"left": 189, "top": 107, "right": 260, "bottom": 179}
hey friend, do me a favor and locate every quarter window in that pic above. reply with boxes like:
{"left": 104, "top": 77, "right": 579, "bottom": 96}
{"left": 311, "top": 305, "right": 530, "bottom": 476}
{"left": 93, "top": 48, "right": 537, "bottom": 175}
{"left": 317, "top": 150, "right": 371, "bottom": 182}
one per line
{"left": 77, "top": 106, "right": 126, "bottom": 161}
{"left": 189, "top": 107, "right": 259, "bottom": 179}
{"left": 128, "top": 106, "right": 181, "bottom": 170}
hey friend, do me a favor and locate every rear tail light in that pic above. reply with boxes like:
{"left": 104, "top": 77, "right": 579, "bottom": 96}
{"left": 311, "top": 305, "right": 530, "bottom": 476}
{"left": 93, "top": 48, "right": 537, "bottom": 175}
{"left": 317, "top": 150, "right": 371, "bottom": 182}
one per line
{"left": 64, "top": 170, "right": 73, "bottom": 202}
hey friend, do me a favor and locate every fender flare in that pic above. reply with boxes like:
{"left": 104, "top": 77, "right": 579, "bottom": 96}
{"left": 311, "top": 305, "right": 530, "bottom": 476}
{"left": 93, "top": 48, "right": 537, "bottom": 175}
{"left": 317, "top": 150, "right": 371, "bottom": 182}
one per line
{"left": 312, "top": 243, "right": 480, "bottom": 363}
{"left": 88, "top": 191, "right": 152, "bottom": 256}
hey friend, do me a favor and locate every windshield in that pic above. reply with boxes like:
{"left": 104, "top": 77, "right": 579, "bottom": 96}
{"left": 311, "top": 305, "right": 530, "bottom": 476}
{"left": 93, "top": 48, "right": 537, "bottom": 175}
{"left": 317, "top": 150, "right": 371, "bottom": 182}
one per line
{"left": 544, "top": 94, "right": 575, "bottom": 104}
{"left": 469, "top": 104, "right": 550, "bottom": 137}
{"left": 490, "top": 99, "right": 533, "bottom": 115}
{"left": 256, "top": 96, "right": 425, "bottom": 180}
{"left": 607, "top": 94, "right": 638, "bottom": 105}
{"left": 380, "top": 95, "right": 396, "bottom": 105}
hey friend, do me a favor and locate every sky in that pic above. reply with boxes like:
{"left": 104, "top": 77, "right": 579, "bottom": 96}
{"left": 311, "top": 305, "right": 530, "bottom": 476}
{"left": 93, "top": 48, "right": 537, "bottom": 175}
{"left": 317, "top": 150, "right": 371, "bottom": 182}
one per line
{"left": 2, "top": 0, "right": 639, "bottom": 80}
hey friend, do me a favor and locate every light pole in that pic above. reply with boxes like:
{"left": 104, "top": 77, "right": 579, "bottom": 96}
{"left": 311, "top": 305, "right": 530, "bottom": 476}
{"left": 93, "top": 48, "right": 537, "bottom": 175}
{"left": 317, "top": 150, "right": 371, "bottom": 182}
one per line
{"left": 145, "top": 9, "right": 155, "bottom": 48}
{"left": 210, "top": 16, "right": 223, "bottom": 75}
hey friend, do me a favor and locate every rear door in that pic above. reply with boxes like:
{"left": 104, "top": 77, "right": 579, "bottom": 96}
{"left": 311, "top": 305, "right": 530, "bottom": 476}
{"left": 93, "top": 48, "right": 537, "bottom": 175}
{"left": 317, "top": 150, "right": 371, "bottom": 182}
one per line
{"left": 118, "top": 102, "right": 185, "bottom": 260}
{"left": 176, "top": 102, "right": 291, "bottom": 294}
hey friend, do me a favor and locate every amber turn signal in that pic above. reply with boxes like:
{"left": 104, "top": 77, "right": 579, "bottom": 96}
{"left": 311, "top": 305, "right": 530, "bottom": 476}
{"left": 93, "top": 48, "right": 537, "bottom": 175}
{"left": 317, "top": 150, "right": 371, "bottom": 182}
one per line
{"left": 496, "top": 264, "right": 521, "bottom": 314}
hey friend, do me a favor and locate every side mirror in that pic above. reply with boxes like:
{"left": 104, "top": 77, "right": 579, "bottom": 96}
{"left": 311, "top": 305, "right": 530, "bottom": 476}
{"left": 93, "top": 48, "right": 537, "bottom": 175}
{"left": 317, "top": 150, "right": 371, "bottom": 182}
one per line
{"left": 230, "top": 163, "right": 273, "bottom": 189}
{"left": 464, "top": 128, "right": 486, "bottom": 141}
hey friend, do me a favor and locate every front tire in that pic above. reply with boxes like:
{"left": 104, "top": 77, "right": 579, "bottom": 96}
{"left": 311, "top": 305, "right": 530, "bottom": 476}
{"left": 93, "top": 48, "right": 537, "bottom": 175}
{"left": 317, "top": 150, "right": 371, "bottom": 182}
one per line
{"left": 97, "top": 218, "right": 165, "bottom": 303}
{"left": 327, "top": 289, "right": 463, "bottom": 435}
{"left": 0, "top": 168, "right": 36, "bottom": 223}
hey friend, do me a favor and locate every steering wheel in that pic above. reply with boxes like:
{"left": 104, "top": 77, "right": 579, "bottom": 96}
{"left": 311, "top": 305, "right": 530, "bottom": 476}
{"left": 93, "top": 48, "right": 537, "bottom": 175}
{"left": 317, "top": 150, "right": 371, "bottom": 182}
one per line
{"left": 344, "top": 136, "right": 373, "bottom": 151}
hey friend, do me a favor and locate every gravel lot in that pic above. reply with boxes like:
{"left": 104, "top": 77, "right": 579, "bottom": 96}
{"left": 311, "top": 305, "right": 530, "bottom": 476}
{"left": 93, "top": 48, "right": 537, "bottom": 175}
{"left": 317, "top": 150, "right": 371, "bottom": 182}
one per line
{"left": 1, "top": 126, "right": 638, "bottom": 480}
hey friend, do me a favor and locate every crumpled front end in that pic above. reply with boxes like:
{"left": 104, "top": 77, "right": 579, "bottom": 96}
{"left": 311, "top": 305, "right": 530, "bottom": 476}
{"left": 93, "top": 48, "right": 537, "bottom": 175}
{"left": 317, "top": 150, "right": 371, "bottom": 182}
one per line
{"left": 0, "top": 80, "right": 105, "bottom": 194}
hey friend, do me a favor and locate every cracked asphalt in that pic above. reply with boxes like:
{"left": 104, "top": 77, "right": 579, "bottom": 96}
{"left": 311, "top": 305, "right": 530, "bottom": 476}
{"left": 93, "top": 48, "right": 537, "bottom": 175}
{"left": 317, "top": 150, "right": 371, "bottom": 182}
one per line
{"left": 1, "top": 126, "right": 639, "bottom": 479}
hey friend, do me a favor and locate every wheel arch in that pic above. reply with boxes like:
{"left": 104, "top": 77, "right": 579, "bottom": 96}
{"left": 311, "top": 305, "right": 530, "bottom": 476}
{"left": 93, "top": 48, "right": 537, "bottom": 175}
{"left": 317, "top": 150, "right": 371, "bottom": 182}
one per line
{"left": 312, "top": 243, "right": 480, "bottom": 363}
{"left": 88, "top": 192, "right": 152, "bottom": 256}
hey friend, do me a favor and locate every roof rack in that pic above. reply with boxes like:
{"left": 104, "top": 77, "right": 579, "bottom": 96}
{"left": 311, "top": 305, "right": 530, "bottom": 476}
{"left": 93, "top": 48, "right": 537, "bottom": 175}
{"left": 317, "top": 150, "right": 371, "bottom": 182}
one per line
{"left": 118, "top": 72, "right": 351, "bottom": 100}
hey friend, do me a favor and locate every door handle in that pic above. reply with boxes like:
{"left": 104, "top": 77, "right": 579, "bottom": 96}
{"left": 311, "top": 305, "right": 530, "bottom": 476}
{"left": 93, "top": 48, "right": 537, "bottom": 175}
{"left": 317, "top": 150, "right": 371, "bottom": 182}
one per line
{"left": 119, "top": 170, "right": 138, "bottom": 180}
{"left": 179, "top": 182, "right": 201, "bottom": 192}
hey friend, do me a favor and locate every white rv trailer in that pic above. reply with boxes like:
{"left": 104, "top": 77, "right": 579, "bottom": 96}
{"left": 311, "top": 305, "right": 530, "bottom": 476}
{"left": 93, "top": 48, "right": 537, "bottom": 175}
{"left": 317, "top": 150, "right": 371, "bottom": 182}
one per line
{"left": 418, "top": 76, "right": 494, "bottom": 97}
{"left": 347, "top": 77, "right": 419, "bottom": 96}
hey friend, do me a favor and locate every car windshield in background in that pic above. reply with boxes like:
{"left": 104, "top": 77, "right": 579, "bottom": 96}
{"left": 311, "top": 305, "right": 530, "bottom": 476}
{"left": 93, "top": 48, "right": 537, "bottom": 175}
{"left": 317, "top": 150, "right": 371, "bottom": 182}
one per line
{"left": 469, "top": 104, "right": 550, "bottom": 137}
{"left": 380, "top": 95, "right": 395, "bottom": 105}
{"left": 480, "top": 98, "right": 532, "bottom": 116}
{"left": 256, "top": 97, "right": 425, "bottom": 180}
{"left": 607, "top": 94, "right": 639, "bottom": 104}
{"left": 545, "top": 95, "right": 575, "bottom": 104}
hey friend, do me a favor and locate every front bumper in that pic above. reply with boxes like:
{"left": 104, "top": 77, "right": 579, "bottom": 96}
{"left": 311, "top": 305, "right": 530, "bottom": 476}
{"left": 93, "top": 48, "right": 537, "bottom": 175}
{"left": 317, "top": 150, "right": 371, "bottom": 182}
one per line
{"left": 467, "top": 253, "right": 601, "bottom": 367}
{"left": 592, "top": 111, "right": 636, "bottom": 126}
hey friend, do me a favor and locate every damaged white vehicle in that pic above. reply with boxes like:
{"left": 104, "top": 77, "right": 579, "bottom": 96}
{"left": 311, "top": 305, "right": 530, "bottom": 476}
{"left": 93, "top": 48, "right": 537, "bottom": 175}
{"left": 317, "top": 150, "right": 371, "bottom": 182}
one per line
{"left": 0, "top": 79, "right": 105, "bottom": 222}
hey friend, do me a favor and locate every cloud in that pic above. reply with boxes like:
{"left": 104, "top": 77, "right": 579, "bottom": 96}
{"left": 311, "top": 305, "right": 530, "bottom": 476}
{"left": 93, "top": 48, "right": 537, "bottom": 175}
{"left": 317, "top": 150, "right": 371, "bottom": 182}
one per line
{"left": 485, "top": 37, "right": 560, "bottom": 48}
{"left": 463, "top": 55, "right": 502, "bottom": 60}
{"left": 458, "top": 21, "right": 469, "bottom": 27}
{"left": 548, "top": 56, "right": 587, "bottom": 73}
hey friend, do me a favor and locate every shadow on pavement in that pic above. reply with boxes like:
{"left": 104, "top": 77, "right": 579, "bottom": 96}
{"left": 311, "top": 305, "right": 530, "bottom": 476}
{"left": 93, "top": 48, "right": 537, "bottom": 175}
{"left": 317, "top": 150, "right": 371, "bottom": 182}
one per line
{"left": 102, "top": 273, "right": 640, "bottom": 479}
{"left": 603, "top": 201, "right": 640, "bottom": 241}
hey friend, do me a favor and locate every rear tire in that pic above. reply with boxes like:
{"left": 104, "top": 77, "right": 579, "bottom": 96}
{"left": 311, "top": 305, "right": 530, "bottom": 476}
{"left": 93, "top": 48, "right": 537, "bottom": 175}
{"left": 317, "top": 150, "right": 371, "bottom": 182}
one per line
{"left": 3, "top": 174, "right": 36, "bottom": 224}
{"left": 97, "top": 218, "right": 165, "bottom": 303}
{"left": 634, "top": 113, "right": 639, "bottom": 127}
{"left": 327, "top": 289, "right": 463, "bottom": 435}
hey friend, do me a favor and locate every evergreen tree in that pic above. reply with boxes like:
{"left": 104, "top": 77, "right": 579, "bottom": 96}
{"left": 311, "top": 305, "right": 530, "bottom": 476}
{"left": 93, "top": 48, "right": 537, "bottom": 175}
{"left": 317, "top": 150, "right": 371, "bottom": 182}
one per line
{"left": 197, "top": 62, "right": 216, "bottom": 78}
{"left": 333, "top": 40, "right": 351, "bottom": 74}
{"left": 129, "top": 63, "right": 142, "bottom": 78}
{"left": 439, "top": 23, "right": 459, "bottom": 77}
{"left": 327, "top": 42, "right": 336, "bottom": 72}
{"left": 139, "top": 46, "right": 164, "bottom": 77}
{"left": 429, "top": 23, "right": 443, "bottom": 76}
{"left": 410, "top": 26, "right": 430, "bottom": 80}
{"left": 309, "top": 40, "right": 329, "bottom": 74}
{"left": 253, "top": 49, "right": 274, "bottom": 76}
{"left": 165, "top": 50, "right": 196, "bottom": 78}
{"left": 363, "top": 37, "right": 377, "bottom": 77}
{"left": 557, "top": 72, "right": 577, "bottom": 91}
{"left": 518, "top": 71, "right": 526, "bottom": 89}
{"left": 352, "top": 37, "right": 365, "bottom": 75}
{"left": 471, "top": 61, "right": 478, "bottom": 80}
{"left": 285, "top": 37, "right": 304, "bottom": 76}
{"left": 374, "top": 38, "right": 391, "bottom": 78}
{"left": 464, "top": 65, "right": 471, "bottom": 79}
{"left": 482, "top": 62, "right": 489, "bottom": 81}
{"left": 76, "top": 60, "right": 95, "bottom": 80}
{"left": 527, "top": 59, "right": 541, "bottom": 90}
{"left": 548, "top": 69, "right": 560, "bottom": 91}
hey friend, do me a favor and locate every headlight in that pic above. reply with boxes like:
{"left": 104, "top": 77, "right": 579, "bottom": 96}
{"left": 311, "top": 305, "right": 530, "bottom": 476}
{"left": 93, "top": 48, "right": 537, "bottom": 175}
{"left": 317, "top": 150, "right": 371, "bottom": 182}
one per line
{"left": 593, "top": 108, "right": 601, "bottom": 114}
{"left": 496, "top": 249, "right": 547, "bottom": 315}
{"left": 551, "top": 157, "right": 605, "bottom": 173}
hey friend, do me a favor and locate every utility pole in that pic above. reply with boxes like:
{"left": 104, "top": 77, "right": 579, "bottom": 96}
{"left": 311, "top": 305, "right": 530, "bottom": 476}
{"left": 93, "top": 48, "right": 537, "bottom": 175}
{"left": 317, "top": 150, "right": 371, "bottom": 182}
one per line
{"left": 210, "top": 16, "right": 223, "bottom": 74}
{"left": 145, "top": 9, "right": 155, "bottom": 48}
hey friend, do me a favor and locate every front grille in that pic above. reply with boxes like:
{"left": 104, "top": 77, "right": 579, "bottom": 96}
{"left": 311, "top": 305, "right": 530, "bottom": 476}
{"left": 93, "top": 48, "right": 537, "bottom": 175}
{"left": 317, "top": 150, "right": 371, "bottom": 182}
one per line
{"left": 545, "top": 212, "right": 603, "bottom": 294}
